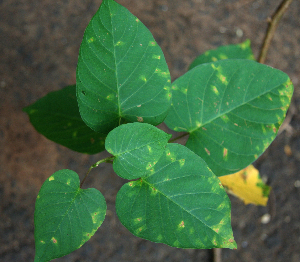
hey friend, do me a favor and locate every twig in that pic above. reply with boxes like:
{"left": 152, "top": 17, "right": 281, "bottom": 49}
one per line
{"left": 258, "top": 0, "right": 294, "bottom": 64}
{"left": 80, "top": 156, "right": 115, "bottom": 188}
{"left": 213, "top": 248, "right": 222, "bottom": 262}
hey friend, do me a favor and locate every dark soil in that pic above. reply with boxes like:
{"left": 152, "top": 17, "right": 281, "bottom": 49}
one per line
{"left": 1, "top": 0, "right": 300, "bottom": 261}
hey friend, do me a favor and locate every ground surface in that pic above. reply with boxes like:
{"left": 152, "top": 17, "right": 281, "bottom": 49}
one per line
{"left": 1, "top": 0, "right": 300, "bottom": 261}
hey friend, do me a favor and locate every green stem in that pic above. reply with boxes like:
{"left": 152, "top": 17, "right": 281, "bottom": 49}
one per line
{"left": 258, "top": 0, "right": 294, "bottom": 64}
{"left": 169, "top": 132, "right": 189, "bottom": 143}
{"left": 80, "top": 155, "right": 115, "bottom": 188}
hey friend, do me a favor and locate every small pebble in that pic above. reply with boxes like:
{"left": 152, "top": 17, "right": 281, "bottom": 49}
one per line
{"left": 261, "top": 213, "right": 271, "bottom": 224}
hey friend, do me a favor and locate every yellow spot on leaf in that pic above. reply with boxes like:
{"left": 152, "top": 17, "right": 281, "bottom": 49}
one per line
{"left": 135, "top": 225, "right": 146, "bottom": 234}
{"left": 134, "top": 217, "right": 143, "bottom": 223}
{"left": 149, "top": 41, "right": 156, "bottom": 46}
{"left": 152, "top": 54, "right": 161, "bottom": 59}
{"left": 179, "top": 159, "right": 185, "bottom": 167}
{"left": 87, "top": 37, "right": 94, "bottom": 43}
{"left": 219, "top": 74, "right": 228, "bottom": 85}
{"left": 106, "top": 94, "right": 114, "bottom": 100}
{"left": 223, "top": 148, "right": 228, "bottom": 160}
{"left": 211, "top": 85, "right": 219, "bottom": 95}
{"left": 147, "top": 145, "right": 152, "bottom": 152}
{"left": 51, "top": 237, "right": 57, "bottom": 244}
{"left": 212, "top": 57, "right": 218, "bottom": 61}
{"left": 137, "top": 116, "right": 143, "bottom": 122}
{"left": 115, "top": 41, "right": 124, "bottom": 46}
{"left": 178, "top": 221, "right": 185, "bottom": 228}
{"left": 219, "top": 165, "right": 271, "bottom": 206}
{"left": 49, "top": 176, "right": 54, "bottom": 181}
{"left": 205, "top": 148, "right": 210, "bottom": 155}
{"left": 140, "top": 75, "right": 147, "bottom": 82}
{"left": 221, "top": 114, "right": 229, "bottom": 122}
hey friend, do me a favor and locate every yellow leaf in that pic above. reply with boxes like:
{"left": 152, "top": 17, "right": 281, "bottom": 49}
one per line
{"left": 219, "top": 165, "right": 271, "bottom": 206}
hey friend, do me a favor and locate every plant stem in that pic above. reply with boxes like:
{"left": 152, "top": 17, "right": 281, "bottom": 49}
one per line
{"left": 258, "top": 0, "right": 294, "bottom": 64}
{"left": 80, "top": 155, "right": 115, "bottom": 188}
{"left": 169, "top": 132, "right": 189, "bottom": 143}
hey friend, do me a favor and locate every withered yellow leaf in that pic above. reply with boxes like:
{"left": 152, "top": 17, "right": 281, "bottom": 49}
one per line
{"left": 219, "top": 165, "right": 271, "bottom": 206}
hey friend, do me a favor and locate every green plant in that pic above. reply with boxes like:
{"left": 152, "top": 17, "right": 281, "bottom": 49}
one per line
{"left": 23, "top": 0, "right": 293, "bottom": 261}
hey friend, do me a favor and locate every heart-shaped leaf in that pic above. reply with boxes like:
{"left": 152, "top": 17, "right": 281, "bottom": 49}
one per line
{"left": 116, "top": 143, "right": 236, "bottom": 249}
{"left": 34, "top": 170, "right": 106, "bottom": 262}
{"left": 189, "top": 39, "right": 255, "bottom": 70}
{"left": 165, "top": 59, "right": 293, "bottom": 176}
{"left": 23, "top": 85, "right": 106, "bottom": 154}
{"left": 76, "top": 0, "right": 172, "bottom": 134}
{"left": 105, "top": 123, "right": 171, "bottom": 179}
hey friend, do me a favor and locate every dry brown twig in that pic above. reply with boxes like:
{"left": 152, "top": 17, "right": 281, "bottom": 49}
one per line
{"left": 258, "top": 0, "right": 294, "bottom": 64}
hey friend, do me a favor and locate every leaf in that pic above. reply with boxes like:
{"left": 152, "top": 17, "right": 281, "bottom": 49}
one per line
{"left": 23, "top": 85, "right": 106, "bottom": 154}
{"left": 116, "top": 143, "right": 236, "bottom": 249}
{"left": 219, "top": 165, "right": 271, "bottom": 206}
{"left": 76, "top": 0, "right": 172, "bottom": 134}
{"left": 164, "top": 59, "right": 293, "bottom": 176}
{"left": 189, "top": 39, "right": 255, "bottom": 70}
{"left": 34, "top": 170, "right": 106, "bottom": 262}
{"left": 105, "top": 122, "right": 171, "bottom": 179}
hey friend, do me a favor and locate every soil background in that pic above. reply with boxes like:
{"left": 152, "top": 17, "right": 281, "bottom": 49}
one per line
{"left": 1, "top": 0, "right": 300, "bottom": 261}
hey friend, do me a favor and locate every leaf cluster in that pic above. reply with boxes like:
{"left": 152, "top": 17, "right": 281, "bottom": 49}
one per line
{"left": 23, "top": 0, "right": 293, "bottom": 261}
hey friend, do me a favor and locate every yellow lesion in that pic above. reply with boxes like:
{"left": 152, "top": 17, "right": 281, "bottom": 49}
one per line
{"left": 160, "top": 71, "right": 169, "bottom": 78}
{"left": 172, "top": 84, "right": 178, "bottom": 90}
{"left": 179, "top": 159, "right": 185, "bottom": 167}
{"left": 195, "top": 121, "right": 202, "bottom": 128}
{"left": 135, "top": 225, "right": 146, "bottom": 234}
{"left": 218, "top": 74, "right": 228, "bottom": 85}
{"left": 150, "top": 186, "right": 158, "bottom": 195}
{"left": 148, "top": 41, "right": 156, "bottom": 46}
{"left": 134, "top": 217, "right": 143, "bottom": 223}
{"left": 49, "top": 176, "right": 54, "bottom": 181}
{"left": 212, "top": 57, "right": 218, "bottom": 62}
{"left": 87, "top": 37, "right": 95, "bottom": 43}
{"left": 140, "top": 75, "right": 147, "bottom": 82}
{"left": 72, "top": 131, "right": 77, "bottom": 138}
{"left": 51, "top": 237, "right": 57, "bottom": 244}
{"left": 106, "top": 94, "right": 114, "bottom": 100}
{"left": 146, "top": 162, "right": 154, "bottom": 170}
{"left": 115, "top": 41, "right": 124, "bottom": 46}
{"left": 181, "top": 88, "right": 188, "bottom": 94}
{"left": 147, "top": 145, "right": 152, "bottom": 153}
{"left": 66, "top": 179, "right": 71, "bottom": 185}
{"left": 223, "top": 148, "right": 228, "bottom": 160}
{"left": 178, "top": 220, "right": 185, "bottom": 228}
{"left": 152, "top": 54, "right": 161, "bottom": 59}
{"left": 92, "top": 212, "right": 102, "bottom": 224}
{"left": 221, "top": 114, "right": 229, "bottom": 122}
{"left": 211, "top": 85, "right": 219, "bottom": 95}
